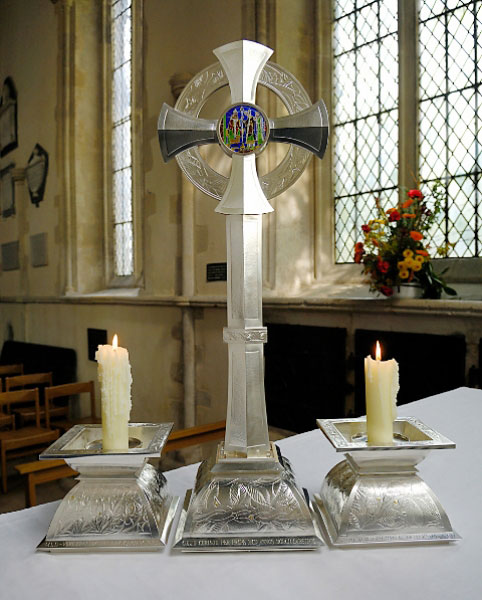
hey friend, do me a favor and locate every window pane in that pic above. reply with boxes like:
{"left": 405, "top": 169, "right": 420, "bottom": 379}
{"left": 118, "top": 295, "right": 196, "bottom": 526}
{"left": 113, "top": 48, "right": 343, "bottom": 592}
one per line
{"left": 419, "top": 1, "right": 481, "bottom": 258}
{"left": 334, "top": 0, "right": 354, "bottom": 20}
{"left": 112, "top": 62, "right": 131, "bottom": 123}
{"left": 333, "top": 1, "right": 399, "bottom": 263}
{"left": 334, "top": 14, "right": 355, "bottom": 54}
{"left": 114, "top": 222, "right": 134, "bottom": 277}
{"left": 334, "top": 53, "right": 356, "bottom": 123}
{"left": 112, "top": 120, "right": 132, "bottom": 172}
{"left": 113, "top": 169, "right": 132, "bottom": 224}
{"left": 111, "top": 0, "right": 133, "bottom": 277}
{"left": 112, "top": 7, "right": 131, "bottom": 68}
{"left": 334, "top": 123, "right": 356, "bottom": 197}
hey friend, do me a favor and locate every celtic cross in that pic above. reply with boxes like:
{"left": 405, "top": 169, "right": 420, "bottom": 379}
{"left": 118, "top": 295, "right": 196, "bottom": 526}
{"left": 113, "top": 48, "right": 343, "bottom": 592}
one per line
{"left": 158, "top": 40, "right": 328, "bottom": 459}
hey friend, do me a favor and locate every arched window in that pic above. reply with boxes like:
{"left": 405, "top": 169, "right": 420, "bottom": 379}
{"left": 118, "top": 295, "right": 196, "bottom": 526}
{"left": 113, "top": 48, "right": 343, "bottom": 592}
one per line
{"left": 107, "top": 0, "right": 143, "bottom": 285}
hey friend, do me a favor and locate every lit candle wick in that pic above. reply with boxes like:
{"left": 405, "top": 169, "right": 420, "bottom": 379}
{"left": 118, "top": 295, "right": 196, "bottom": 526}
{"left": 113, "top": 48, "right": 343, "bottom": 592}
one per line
{"left": 112, "top": 334, "right": 118, "bottom": 349}
{"left": 375, "top": 340, "right": 382, "bottom": 361}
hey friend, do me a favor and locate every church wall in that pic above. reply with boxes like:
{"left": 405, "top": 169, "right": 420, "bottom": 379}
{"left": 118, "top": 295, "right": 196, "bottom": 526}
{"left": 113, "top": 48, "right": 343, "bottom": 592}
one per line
{"left": 143, "top": 0, "right": 242, "bottom": 297}
{"left": 0, "top": 0, "right": 60, "bottom": 297}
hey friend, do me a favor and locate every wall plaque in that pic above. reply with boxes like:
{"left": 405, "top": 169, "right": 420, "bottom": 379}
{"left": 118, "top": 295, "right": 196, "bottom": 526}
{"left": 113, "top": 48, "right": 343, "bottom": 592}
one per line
{"left": 0, "top": 77, "right": 18, "bottom": 157}
{"left": 30, "top": 232, "right": 48, "bottom": 267}
{"left": 1, "top": 241, "right": 20, "bottom": 271}
{"left": 26, "top": 144, "right": 49, "bottom": 207}
{"left": 0, "top": 164, "right": 15, "bottom": 218}
{"left": 206, "top": 262, "right": 227, "bottom": 282}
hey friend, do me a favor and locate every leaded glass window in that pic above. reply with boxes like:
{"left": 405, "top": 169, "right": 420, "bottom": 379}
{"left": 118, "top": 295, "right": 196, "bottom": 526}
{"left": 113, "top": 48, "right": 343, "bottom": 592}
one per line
{"left": 333, "top": 0, "right": 399, "bottom": 263}
{"left": 111, "top": 0, "right": 134, "bottom": 277}
{"left": 333, "top": 0, "right": 481, "bottom": 265}
{"left": 419, "top": 0, "right": 481, "bottom": 258}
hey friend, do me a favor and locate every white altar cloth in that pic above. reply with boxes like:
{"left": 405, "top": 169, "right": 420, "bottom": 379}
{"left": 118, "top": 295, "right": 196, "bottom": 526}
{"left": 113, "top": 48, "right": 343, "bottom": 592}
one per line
{"left": 0, "top": 387, "right": 481, "bottom": 600}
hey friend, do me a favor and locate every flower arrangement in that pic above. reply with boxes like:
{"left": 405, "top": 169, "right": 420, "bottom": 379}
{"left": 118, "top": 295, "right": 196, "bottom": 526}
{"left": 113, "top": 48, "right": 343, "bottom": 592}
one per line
{"left": 354, "top": 183, "right": 457, "bottom": 298}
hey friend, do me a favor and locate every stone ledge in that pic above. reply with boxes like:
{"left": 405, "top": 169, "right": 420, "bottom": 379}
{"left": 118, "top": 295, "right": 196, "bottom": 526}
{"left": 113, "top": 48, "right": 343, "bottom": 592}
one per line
{"left": 1, "top": 288, "right": 482, "bottom": 318}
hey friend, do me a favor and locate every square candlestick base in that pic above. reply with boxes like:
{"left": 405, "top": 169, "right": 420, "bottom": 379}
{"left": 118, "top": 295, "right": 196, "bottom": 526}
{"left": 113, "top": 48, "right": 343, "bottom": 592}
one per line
{"left": 36, "top": 423, "right": 179, "bottom": 553}
{"left": 174, "top": 442, "right": 323, "bottom": 551}
{"left": 313, "top": 417, "right": 461, "bottom": 546}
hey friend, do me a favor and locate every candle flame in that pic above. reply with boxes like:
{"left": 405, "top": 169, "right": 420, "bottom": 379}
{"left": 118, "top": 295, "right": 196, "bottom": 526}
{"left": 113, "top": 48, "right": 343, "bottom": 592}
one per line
{"left": 112, "top": 334, "right": 118, "bottom": 349}
{"left": 375, "top": 341, "right": 382, "bottom": 361}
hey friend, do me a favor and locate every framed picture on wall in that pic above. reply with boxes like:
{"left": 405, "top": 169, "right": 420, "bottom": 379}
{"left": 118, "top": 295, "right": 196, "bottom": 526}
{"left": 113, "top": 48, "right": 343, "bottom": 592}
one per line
{"left": 0, "top": 77, "right": 18, "bottom": 158}
{"left": 0, "top": 164, "right": 15, "bottom": 218}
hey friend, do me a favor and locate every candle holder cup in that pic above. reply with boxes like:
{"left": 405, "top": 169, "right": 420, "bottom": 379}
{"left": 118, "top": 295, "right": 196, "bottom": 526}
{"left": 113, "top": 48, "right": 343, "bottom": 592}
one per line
{"left": 314, "top": 417, "right": 460, "bottom": 546}
{"left": 37, "top": 423, "right": 179, "bottom": 553}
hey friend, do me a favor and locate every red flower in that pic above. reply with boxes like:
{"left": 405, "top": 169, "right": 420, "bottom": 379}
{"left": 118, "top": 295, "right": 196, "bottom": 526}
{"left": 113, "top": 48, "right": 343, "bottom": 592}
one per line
{"left": 354, "top": 242, "right": 365, "bottom": 263}
{"left": 377, "top": 260, "right": 390, "bottom": 274}
{"left": 361, "top": 224, "right": 371, "bottom": 233}
{"left": 408, "top": 189, "right": 423, "bottom": 199}
{"left": 380, "top": 285, "right": 394, "bottom": 297}
{"left": 410, "top": 231, "right": 423, "bottom": 241}
{"left": 388, "top": 210, "right": 401, "bottom": 222}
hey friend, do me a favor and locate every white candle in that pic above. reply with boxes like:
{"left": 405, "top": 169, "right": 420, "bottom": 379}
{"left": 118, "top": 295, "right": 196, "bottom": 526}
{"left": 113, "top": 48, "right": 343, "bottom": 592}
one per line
{"left": 365, "top": 341, "right": 399, "bottom": 445}
{"left": 95, "top": 334, "right": 132, "bottom": 450}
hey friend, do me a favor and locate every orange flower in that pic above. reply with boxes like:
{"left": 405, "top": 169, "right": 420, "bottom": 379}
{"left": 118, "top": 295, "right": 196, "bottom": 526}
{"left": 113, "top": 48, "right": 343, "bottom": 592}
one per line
{"left": 402, "top": 213, "right": 416, "bottom": 218}
{"left": 416, "top": 249, "right": 429, "bottom": 256}
{"left": 410, "top": 231, "right": 423, "bottom": 241}
{"left": 402, "top": 198, "right": 414, "bottom": 209}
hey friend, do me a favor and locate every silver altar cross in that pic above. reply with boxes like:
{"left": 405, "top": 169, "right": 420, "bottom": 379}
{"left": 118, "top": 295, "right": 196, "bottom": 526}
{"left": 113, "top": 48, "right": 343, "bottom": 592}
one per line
{"left": 158, "top": 40, "right": 328, "bottom": 460}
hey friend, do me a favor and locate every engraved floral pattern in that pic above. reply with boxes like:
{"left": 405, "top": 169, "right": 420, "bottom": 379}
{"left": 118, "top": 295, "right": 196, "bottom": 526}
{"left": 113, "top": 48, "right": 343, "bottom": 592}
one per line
{"left": 318, "top": 457, "right": 454, "bottom": 544}
{"left": 348, "top": 478, "right": 442, "bottom": 532}
{"left": 223, "top": 328, "right": 267, "bottom": 343}
{"left": 50, "top": 483, "right": 153, "bottom": 538}
{"left": 185, "top": 456, "right": 314, "bottom": 537}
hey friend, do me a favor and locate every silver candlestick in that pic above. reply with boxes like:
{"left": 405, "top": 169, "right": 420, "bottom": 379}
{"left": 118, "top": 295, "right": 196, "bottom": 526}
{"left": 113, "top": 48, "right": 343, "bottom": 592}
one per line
{"left": 37, "top": 423, "right": 178, "bottom": 552}
{"left": 158, "top": 40, "right": 328, "bottom": 551}
{"left": 314, "top": 417, "right": 460, "bottom": 546}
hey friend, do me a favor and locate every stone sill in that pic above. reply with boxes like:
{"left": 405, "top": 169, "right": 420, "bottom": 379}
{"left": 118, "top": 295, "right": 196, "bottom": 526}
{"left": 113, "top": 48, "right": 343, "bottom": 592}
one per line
{"left": 1, "top": 283, "right": 482, "bottom": 317}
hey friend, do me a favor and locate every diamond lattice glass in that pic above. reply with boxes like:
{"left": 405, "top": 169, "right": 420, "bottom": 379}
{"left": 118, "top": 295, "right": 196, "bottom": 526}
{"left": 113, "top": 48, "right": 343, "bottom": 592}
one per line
{"left": 333, "top": 1, "right": 399, "bottom": 263}
{"left": 419, "top": 1, "right": 481, "bottom": 258}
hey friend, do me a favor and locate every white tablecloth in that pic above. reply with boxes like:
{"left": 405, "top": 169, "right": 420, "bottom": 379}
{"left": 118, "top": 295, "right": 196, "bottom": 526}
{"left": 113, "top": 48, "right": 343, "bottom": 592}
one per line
{"left": 1, "top": 387, "right": 481, "bottom": 600}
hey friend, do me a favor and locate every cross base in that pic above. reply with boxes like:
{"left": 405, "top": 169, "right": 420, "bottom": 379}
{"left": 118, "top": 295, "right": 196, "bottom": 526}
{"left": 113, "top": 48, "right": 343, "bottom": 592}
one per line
{"left": 173, "top": 443, "right": 323, "bottom": 552}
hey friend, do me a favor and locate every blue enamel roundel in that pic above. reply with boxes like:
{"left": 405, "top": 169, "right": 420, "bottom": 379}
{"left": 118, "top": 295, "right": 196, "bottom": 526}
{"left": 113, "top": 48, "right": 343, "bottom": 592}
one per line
{"left": 218, "top": 103, "right": 269, "bottom": 156}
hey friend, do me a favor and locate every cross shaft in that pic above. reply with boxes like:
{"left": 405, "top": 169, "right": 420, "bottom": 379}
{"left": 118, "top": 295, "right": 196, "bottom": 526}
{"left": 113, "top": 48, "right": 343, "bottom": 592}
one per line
{"left": 158, "top": 40, "right": 328, "bottom": 459}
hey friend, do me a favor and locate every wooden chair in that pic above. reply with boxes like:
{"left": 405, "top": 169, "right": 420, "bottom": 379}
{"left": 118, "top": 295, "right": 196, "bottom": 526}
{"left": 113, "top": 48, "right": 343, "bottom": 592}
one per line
{"left": 0, "top": 365, "right": 23, "bottom": 427}
{"left": 0, "top": 364, "right": 24, "bottom": 389}
{"left": 44, "top": 381, "right": 98, "bottom": 431}
{"left": 0, "top": 389, "right": 59, "bottom": 493}
{"left": 6, "top": 372, "right": 54, "bottom": 426}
